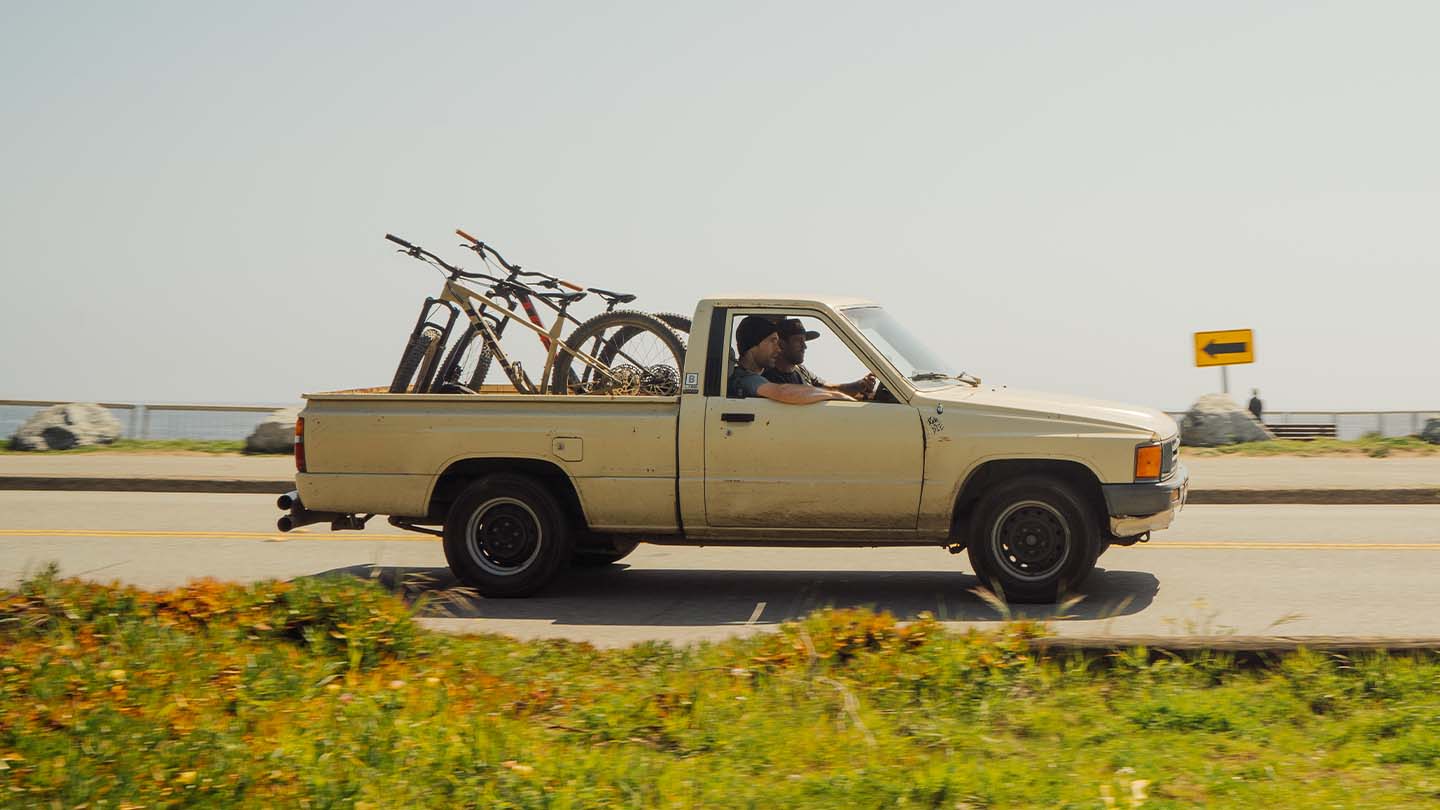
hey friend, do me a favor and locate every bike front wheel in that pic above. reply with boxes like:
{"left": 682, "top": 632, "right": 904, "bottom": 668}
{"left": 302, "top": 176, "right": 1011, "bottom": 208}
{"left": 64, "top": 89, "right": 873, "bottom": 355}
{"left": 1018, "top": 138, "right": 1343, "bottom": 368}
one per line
{"left": 389, "top": 326, "right": 444, "bottom": 393}
{"left": 432, "top": 325, "right": 494, "bottom": 393}
{"left": 551, "top": 310, "right": 686, "bottom": 396}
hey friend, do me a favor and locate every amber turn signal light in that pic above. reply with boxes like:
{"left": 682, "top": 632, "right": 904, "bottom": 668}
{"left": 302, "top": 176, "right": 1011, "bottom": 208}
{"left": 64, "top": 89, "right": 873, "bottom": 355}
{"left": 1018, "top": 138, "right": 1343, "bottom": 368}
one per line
{"left": 1134, "top": 444, "right": 1161, "bottom": 480}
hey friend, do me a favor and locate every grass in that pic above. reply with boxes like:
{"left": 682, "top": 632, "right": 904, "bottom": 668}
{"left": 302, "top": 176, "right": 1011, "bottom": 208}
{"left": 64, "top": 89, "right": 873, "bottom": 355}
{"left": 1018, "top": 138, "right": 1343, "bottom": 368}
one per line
{"left": 1184, "top": 435, "right": 1438, "bottom": 458}
{"left": 0, "top": 439, "right": 258, "bottom": 455}
{"left": 4, "top": 570, "right": 1440, "bottom": 808}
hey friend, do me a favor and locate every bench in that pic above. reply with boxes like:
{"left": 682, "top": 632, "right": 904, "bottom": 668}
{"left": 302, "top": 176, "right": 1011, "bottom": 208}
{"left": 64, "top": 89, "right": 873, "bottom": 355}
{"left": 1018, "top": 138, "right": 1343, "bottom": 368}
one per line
{"left": 1265, "top": 423, "right": 1338, "bottom": 441}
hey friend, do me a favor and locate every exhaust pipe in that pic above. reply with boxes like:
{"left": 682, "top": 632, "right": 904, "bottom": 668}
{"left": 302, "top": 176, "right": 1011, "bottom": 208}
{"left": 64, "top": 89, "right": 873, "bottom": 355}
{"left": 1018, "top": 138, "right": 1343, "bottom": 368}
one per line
{"left": 277, "top": 490, "right": 299, "bottom": 510}
{"left": 277, "top": 506, "right": 347, "bottom": 532}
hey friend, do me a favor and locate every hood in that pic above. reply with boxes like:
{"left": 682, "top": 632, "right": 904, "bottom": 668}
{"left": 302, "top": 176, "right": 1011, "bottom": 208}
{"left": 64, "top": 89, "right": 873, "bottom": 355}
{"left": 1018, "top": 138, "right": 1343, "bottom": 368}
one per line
{"left": 919, "top": 384, "right": 1178, "bottom": 441}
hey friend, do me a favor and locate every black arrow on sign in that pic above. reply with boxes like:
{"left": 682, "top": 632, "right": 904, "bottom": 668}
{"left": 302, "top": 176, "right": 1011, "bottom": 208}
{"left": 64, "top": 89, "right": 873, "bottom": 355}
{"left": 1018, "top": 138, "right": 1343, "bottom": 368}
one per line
{"left": 1203, "top": 340, "right": 1247, "bottom": 357}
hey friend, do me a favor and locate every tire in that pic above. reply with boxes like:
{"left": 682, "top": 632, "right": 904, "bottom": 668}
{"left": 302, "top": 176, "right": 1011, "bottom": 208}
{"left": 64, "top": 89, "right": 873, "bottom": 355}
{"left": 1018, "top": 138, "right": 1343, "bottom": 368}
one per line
{"left": 442, "top": 474, "right": 572, "bottom": 597}
{"left": 433, "top": 325, "right": 493, "bottom": 393}
{"left": 389, "top": 327, "right": 443, "bottom": 393}
{"left": 551, "top": 309, "right": 687, "bottom": 395}
{"left": 966, "top": 476, "right": 1099, "bottom": 604}
{"left": 571, "top": 537, "right": 639, "bottom": 568}
{"left": 654, "top": 313, "right": 691, "bottom": 335}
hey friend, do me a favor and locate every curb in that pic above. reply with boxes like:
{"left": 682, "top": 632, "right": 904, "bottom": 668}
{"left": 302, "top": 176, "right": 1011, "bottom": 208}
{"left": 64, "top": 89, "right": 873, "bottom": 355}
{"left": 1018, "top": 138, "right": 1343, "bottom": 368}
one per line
{"left": 1, "top": 477, "right": 1438, "bottom": 504}
{"left": 0, "top": 477, "right": 294, "bottom": 494}
{"left": 1031, "top": 635, "right": 1440, "bottom": 659}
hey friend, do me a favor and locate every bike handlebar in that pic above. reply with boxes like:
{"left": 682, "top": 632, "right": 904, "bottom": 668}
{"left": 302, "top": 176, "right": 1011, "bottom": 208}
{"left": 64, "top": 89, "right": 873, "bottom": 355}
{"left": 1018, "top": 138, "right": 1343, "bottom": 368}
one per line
{"left": 453, "top": 227, "right": 584, "bottom": 291}
{"left": 384, "top": 233, "right": 415, "bottom": 250}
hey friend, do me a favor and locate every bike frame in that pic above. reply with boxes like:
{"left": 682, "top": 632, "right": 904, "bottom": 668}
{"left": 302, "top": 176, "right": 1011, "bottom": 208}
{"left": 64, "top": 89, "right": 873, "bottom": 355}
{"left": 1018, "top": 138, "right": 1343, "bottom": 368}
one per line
{"left": 439, "top": 279, "right": 617, "bottom": 395}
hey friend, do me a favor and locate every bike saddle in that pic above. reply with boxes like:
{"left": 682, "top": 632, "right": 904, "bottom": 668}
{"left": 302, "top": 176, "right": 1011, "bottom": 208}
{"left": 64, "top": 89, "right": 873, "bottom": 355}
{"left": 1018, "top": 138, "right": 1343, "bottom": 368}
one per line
{"left": 587, "top": 287, "right": 637, "bottom": 305}
{"left": 531, "top": 290, "right": 588, "bottom": 305}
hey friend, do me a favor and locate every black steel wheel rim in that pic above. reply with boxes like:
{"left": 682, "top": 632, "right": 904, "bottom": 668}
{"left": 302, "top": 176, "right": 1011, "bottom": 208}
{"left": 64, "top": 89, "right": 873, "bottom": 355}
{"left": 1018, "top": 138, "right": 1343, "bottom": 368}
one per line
{"left": 466, "top": 497, "right": 543, "bottom": 576}
{"left": 990, "top": 500, "right": 1071, "bottom": 582}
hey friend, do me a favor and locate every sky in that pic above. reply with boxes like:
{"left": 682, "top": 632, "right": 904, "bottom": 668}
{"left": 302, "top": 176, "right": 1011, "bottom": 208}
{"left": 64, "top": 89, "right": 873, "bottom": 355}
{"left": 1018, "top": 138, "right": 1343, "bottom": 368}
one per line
{"left": 2, "top": 1, "right": 1437, "bottom": 411}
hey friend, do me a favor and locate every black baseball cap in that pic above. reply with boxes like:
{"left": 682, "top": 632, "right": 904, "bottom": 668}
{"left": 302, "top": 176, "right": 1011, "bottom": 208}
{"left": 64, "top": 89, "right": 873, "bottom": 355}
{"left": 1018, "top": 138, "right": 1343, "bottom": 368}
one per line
{"left": 776, "top": 318, "right": 820, "bottom": 341}
{"left": 735, "top": 315, "right": 780, "bottom": 355}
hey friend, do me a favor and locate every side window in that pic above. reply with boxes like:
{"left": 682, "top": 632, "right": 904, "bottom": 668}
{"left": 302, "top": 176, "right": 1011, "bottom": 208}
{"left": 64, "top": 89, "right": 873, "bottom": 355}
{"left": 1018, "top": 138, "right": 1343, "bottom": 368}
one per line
{"left": 725, "top": 312, "right": 880, "bottom": 400}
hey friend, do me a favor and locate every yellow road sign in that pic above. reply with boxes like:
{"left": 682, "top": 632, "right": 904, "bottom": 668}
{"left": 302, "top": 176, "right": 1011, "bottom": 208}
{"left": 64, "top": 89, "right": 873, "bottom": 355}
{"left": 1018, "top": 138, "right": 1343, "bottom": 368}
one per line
{"left": 1194, "top": 329, "right": 1254, "bottom": 367}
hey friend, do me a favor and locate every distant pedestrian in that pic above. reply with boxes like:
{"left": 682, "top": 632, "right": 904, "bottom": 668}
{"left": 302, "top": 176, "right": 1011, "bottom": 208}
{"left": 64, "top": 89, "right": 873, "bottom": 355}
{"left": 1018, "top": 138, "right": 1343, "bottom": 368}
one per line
{"left": 1248, "top": 389, "right": 1264, "bottom": 421}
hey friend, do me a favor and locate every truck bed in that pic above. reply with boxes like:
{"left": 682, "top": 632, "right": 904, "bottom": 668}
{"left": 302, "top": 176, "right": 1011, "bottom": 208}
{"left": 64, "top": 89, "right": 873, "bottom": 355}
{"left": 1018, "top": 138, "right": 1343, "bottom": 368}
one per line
{"left": 298, "top": 392, "right": 681, "bottom": 531}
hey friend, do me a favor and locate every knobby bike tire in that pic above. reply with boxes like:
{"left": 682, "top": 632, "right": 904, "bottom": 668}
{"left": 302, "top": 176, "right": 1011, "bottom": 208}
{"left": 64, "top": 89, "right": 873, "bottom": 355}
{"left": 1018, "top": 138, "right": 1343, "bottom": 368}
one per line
{"left": 654, "top": 313, "right": 691, "bottom": 335}
{"left": 389, "top": 326, "right": 444, "bottom": 393}
{"left": 433, "top": 325, "right": 494, "bottom": 393}
{"left": 550, "top": 309, "right": 687, "bottom": 395}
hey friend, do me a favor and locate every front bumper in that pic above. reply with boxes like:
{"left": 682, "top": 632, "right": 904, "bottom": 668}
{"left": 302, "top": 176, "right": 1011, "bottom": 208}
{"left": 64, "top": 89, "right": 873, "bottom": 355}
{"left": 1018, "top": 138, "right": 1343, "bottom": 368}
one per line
{"left": 1102, "top": 463, "right": 1189, "bottom": 537}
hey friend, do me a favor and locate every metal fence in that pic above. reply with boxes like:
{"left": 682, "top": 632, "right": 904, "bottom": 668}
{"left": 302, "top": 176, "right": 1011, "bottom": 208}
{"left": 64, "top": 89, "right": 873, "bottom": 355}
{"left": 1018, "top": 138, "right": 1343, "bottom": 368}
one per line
{"left": 1165, "top": 410, "right": 1440, "bottom": 441}
{"left": 3, "top": 399, "right": 1436, "bottom": 443}
{"left": 1, "top": 400, "right": 298, "bottom": 442}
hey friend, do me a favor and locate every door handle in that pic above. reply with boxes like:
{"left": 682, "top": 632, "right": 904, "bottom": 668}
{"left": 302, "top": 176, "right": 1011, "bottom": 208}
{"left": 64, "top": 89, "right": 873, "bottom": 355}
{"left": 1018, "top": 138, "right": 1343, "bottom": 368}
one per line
{"left": 720, "top": 412, "right": 755, "bottom": 423}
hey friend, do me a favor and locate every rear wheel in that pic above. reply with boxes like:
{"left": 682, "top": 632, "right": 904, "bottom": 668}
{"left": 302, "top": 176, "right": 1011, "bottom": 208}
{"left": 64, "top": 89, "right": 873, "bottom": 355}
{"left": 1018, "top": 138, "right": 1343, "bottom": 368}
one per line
{"left": 442, "top": 475, "right": 572, "bottom": 597}
{"left": 966, "top": 476, "right": 1098, "bottom": 604}
{"left": 433, "top": 325, "right": 493, "bottom": 393}
{"left": 551, "top": 310, "right": 686, "bottom": 395}
{"left": 389, "top": 327, "right": 443, "bottom": 393}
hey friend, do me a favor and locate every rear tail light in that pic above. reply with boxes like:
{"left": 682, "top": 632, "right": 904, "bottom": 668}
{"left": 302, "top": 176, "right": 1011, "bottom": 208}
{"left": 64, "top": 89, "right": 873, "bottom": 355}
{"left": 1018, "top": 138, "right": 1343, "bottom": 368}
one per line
{"left": 294, "top": 416, "right": 306, "bottom": 473}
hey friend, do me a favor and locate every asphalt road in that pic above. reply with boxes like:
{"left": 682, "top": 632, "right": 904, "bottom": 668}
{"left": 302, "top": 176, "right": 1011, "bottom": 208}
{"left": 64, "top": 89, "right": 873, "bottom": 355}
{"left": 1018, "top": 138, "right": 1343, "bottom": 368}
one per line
{"left": 2, "top": 491, "right": 1438, "bottom": 647}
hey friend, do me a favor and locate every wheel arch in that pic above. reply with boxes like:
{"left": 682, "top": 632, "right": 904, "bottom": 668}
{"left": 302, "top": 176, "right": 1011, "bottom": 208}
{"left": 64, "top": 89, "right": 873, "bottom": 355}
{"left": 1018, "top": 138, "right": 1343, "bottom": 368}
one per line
{"left": 948, "top": 458, "right": 1107, "bottom": 546}
{"left": 426, "top": 456, "right": 587, "bottom": 530}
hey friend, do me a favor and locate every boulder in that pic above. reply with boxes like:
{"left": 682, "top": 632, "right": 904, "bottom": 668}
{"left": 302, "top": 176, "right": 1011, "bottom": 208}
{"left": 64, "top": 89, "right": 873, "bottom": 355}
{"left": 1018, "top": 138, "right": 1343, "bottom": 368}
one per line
{"left": 9, "top": 403, "right": 124, "bottom": 451}
{"left": 1179, "top": 393, "right": 1275, "bottom": 447}
{"left": 244, "top": 408, "right": 299, "bottom": 454}
{"left": 1421, "top": 418, "right": 1440, "bottom": 445}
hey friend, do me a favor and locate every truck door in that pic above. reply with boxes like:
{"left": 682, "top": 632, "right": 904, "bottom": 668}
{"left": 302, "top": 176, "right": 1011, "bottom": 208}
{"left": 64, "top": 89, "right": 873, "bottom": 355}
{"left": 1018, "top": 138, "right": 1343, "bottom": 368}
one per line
{"left": 701, "top": 312, "right": 924, "bottom": 530}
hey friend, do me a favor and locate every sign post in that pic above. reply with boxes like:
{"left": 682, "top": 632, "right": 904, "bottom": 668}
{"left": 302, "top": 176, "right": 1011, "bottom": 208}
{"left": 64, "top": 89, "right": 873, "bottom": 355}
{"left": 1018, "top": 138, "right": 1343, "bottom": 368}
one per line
{"left": 1193, "top": 329, "right": 1254, "bottom": 394}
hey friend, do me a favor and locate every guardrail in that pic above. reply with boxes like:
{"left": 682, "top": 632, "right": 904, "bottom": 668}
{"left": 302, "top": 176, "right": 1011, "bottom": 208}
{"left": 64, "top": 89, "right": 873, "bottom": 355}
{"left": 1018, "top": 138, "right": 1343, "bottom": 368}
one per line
{"left": 0, "top": 400, "right": 297, "bottom": 442}
{"left": 4, "top": 399, "right": 1436, "bottom": 443}
{"left": 1165, "top": 410, "right": 1440, "bottom": 441}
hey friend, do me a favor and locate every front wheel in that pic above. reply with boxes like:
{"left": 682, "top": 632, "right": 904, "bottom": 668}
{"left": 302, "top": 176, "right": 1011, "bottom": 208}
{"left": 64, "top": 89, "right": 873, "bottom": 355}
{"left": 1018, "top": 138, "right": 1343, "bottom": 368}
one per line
{"left": 442, "top": 475, "right": 573, "bottom": 597}
{"left": 389, "top": 327, "right": 444, "bottom": 393}
{"left": 432, "top": 325, "right": 493, "bottom": 393}
{"left": 966, "top": 476, "right": 1098, "bottom": 604}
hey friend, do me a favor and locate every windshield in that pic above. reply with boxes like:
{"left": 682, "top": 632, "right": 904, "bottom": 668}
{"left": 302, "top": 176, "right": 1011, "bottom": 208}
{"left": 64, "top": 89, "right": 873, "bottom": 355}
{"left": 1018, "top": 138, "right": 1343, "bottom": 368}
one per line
{"left": 841, "top": 306, "right": 961, "bottom": 389}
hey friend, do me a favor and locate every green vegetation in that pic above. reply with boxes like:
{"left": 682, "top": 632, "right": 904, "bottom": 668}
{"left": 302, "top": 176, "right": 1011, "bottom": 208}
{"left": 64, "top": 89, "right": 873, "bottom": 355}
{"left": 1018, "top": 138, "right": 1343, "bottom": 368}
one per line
{"left": 4, "top": 570, "right": 1440, "bottom": 808}
{"left": 0, "top": 439, "right": 254, "bottom": 455}
{"left": 1184, "top": 435, "right": 1438, "bottom": 458}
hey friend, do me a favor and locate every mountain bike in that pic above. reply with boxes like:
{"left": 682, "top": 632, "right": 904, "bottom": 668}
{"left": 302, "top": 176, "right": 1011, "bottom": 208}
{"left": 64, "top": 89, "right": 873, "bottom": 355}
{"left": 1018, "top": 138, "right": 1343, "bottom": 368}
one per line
{"left": 432, "top": 229, "right": 690, "bottom": 395}
{"left": 384, "top": 234, "right": 684, "bottom": 396}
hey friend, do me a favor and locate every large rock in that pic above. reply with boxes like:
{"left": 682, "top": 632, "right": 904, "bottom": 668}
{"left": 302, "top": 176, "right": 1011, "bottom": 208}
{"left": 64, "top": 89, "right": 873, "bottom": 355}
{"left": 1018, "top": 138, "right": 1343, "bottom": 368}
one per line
{"left": 10, "top": 403, "right": 124, "bottom": 451}
{"left": 1422, "top": 418, "right": 1440, "bottom": 445}
{"left": 1179, "top": 393, "right": 1275, "bottom": 447}
{"left": 244, "top": 408, "right": 299, "bottom": 453}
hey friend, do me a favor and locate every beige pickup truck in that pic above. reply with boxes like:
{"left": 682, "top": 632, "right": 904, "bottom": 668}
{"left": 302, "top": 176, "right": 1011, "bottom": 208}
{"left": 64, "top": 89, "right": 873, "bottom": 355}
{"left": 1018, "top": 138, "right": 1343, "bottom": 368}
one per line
{"left": 279, "top": 296, "right": 1187, "bottom": 603}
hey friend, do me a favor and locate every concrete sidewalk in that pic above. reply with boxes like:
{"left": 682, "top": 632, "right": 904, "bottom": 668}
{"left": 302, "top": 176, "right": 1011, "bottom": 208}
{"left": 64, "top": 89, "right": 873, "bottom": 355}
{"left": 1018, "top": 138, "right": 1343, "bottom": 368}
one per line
{"left": 1, "top": 452, "right": 1438, "bottom": 503}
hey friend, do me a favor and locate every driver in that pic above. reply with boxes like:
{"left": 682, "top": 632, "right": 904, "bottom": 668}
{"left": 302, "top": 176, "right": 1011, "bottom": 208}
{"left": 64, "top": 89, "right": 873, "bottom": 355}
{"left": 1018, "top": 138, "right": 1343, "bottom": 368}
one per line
{"left": 729, "top": 315, "right": 853, "bottom": 405}
{"left": 764, "top": 318, "right": 876, "bottom": 400}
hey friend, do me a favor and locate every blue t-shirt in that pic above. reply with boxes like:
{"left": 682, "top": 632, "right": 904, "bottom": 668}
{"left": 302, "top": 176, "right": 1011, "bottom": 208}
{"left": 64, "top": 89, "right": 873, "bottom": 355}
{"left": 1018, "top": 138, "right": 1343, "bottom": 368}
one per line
{"left": 728, "top": 364, "right": 768, "bottom": 398}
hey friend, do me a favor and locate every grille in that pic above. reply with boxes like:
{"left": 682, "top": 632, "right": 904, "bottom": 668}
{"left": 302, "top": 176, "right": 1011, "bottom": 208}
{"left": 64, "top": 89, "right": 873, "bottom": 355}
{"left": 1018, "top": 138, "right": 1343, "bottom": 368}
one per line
{"left": 1161, "top": 438, "right": 1178, "bottom": 478}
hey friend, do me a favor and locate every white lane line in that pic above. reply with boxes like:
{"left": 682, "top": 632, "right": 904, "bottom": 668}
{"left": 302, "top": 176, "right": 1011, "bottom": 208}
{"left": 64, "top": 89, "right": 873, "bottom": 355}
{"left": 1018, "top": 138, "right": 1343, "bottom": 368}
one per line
{"left": 747, "top": 601, "right": 767, "bottom": 625}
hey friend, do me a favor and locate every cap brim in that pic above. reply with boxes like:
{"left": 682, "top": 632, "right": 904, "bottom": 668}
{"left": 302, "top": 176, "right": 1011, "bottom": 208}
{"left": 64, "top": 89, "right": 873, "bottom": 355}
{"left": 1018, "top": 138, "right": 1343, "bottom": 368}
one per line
{"left": 803, "top": 330, "right": 821, "bottom": 341}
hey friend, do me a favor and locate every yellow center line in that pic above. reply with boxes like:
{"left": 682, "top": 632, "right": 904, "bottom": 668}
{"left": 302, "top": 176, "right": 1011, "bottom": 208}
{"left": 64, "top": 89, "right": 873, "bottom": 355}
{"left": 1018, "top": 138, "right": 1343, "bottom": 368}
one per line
{"left": 0, "top": 529, "right": 431, "bottom": 541}
{"left": 0, "top": 529, "right": 1437, "bottom": 550}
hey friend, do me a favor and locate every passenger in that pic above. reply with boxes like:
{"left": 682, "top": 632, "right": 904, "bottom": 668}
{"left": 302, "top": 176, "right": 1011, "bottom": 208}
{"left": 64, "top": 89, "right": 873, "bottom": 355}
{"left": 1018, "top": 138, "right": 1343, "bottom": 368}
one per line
{"left": 730, "top": 315, "right": 854, "bottom": 404}
{"left": 764, "top": 318, "right": 877, "bottom": 400}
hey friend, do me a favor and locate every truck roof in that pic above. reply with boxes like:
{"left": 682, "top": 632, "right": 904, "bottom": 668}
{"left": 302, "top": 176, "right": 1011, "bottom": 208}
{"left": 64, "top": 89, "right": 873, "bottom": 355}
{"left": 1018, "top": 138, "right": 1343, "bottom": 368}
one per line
{"left": 698, "top": 294, "right": 877, "bottom": 310}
